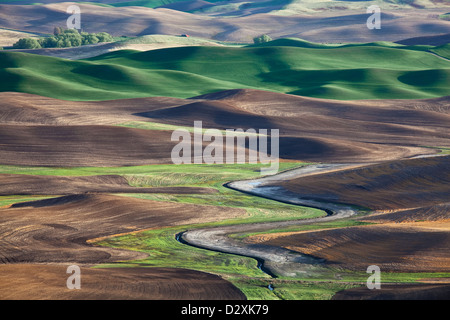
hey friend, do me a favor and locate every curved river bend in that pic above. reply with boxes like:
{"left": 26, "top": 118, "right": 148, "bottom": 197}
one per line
{"left": 179, "top": 163, "right": 366, "bottom": 277}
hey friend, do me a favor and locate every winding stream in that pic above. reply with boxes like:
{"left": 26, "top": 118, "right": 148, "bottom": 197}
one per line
{"left": 178, "top": 163, "right": 367, "bottom": 277}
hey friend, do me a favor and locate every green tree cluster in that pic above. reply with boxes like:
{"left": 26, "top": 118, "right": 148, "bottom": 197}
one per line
{"left": 12, "top": 29, "right": 114, "bottom": 49}
{"left": 253, "top": 34, "right": 272, "bottom": 44}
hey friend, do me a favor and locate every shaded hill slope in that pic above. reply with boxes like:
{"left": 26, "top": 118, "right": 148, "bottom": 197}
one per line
{"left": 0, "top": 89, "right": 449, "bottom": 165}
{"left": 270, "top": 155, "right": 450, "bottom": 210}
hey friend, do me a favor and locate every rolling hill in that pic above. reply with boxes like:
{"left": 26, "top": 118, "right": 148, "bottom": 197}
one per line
{"left": 1, "top": 0, "right": 448, "bottom": 13}
{"left": 270, "top": 155, "right": 450, "bottom": 210}
{"left": 1, "top": 0, "right": 450, "bottom": 302}
{"left": 1, "top": 40, "right": 450, "bottom": 101}
{"left": 1, "top": 3, "right": 450, "bottom": 43}
{"left": 1, "top": 88, "right": 449, "bottom": 166}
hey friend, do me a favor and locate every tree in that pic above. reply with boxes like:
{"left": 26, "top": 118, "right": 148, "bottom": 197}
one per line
{"left": 12, "top": 38, "right": 42, "bottom": 49}
{"left": 69, "top": 36, "right": 82, "bottom": 47}
{"left": 63, "top": 28, "right": 80, "bottom": 35}
{"left": 55, "top": 39, "right": 65, "bottom": 48}
{"left": 53, "top": 27, "right": 63, "bottom": 36}
{"left": 81, "top": 34, "right": 99, "bottom": 45}
{"left": 62, "top": 38, "right": 73, "bottom": 48}
{"left": 253, "top": 34, "right": 272, "bottom": 44}
{"left": 39, "top": 36, "right": 61, "bottom": 48}
{"left": 64, "top": 32, "right": 83, "bottom": 47}
{"left": 11, "top": 30, "right": 113, "bottom": 49}
{"left": 95, "top": 32, "right": 113, "bottom": 43}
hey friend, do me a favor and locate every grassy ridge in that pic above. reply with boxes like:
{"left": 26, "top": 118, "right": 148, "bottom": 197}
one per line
{"left": 1, "top": 39, "right": 450, "bottom": 101}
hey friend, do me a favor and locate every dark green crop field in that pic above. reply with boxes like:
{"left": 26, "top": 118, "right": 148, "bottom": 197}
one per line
{"left": 1, "top": 39, "right": 449, "bottom": 101}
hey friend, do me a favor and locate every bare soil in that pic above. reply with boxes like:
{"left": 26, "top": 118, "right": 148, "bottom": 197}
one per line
{"left": 332, "top": 283, "right": 450, "bottom": 300}
{"left": 1, "top": 90, "right": 449, "bottom": 166}
{"left": 273, "top": 155, "right": 450, "bottom": 210}
{"left": 1, "top": 4, "right": 449, "bottom": 43}
{"left": 0, "top": 194, "right": 246, "bottom": 264}
{"left": 0, "top": 264, "right": 246, "bottom": 300}
{"left": 0, "top": 174, "right": 217, "bottom": 196}
{"left": 248, "top": 222, "right": 450, "bottom": 272}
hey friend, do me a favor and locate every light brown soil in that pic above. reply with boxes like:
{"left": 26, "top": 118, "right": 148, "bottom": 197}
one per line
{"left": 0, "top": 28, "right": 40, "bottom": 47}
{"left": 0, "top": 4, "right": 449, "bottom": 43}
{"left": 361, "top": 203, "right": 450, "bottom": 224}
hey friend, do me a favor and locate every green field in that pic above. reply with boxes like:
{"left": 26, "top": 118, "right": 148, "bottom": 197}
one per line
{"left": 439, "top": 13, "right": 450, "bottom": 21}
{"left": 1, "top": 38, "right": 450, "bottom": 101}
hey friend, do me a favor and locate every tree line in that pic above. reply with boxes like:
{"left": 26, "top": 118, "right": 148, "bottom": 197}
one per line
{"left": 12, "top": 28, "right": 114, "bottom": 49}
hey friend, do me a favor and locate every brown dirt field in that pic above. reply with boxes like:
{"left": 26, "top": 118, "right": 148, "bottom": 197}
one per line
{"left": 0, "top": 28, "right": 41, "bottom": 47}
{"left": 0, "top": 124, "right": 179, "bottom": 166}
{"left": 272, "top": 155, "right": 450, "bottom": 210}
{"left": 248, "top": 222, "right": 450, "bottom": 272}
{"left": 0, "top": 264, "right": 246, "bottom": 300}
{"left": 144, "top": 89, "right": 450, "bottom": 162}
{"left": 0, "top": 92, "right": 187, "bottom": 126}
{"left": 0, "top": 173, "right": 217, "bottom": 196}
{"left": 3, "top": 90, "right": 449, "bottom": 165}
{"left": 332, "top": 283, "right": 450, "bottom": 300}
{"left": 192, "top": 89, "right": 450, "bottom": 140}
{"left": 0, "top": 193, "right": 246, "bottom": 264}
